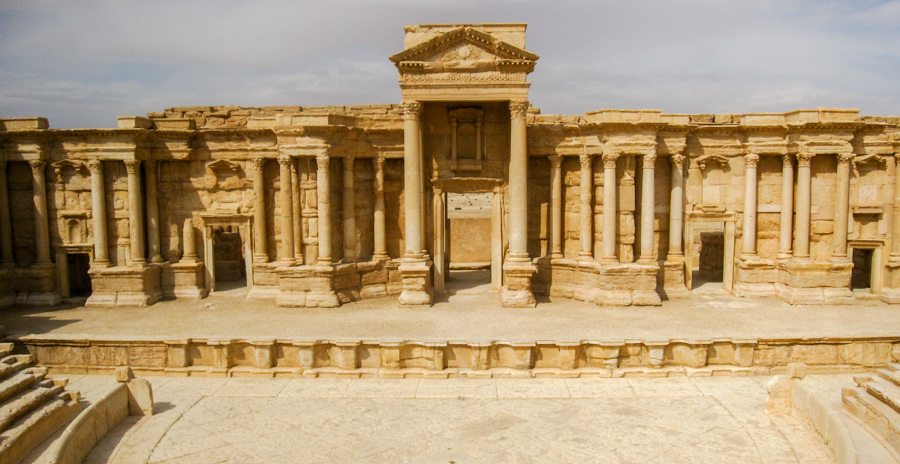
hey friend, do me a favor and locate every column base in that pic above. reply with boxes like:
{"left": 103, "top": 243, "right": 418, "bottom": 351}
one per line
{"left": 775, "top": 260, "right": 853, "bottom": 305}
{"left": 276, "top": 264, "right": 341, "bottom": 308}
{"left": 596, "top": 262, "right": 661, "bottom": 306}
{"left": 661, "top": 260, "right": 691, "bottom": 299}
{"left": 86, "top": 265, "right": 162, "bottom": 307}
{"left": 501, "top": 260, "right": 536, "bottom": 308}
{"left": 733, "top": 257, "right": 777, "bottom": 297}
{"left": 160, "top": 262, "right": 208, "bottom": 300}
{"left": 398, "top": 259, "right": 433, "bottom": 306}
{"left": 879, "top": 260, "right": 900, "bottom": 304}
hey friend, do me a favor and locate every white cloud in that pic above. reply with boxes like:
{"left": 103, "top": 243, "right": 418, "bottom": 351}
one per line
{"left": 0, "top": 0, "right": 898, "bottom": 127}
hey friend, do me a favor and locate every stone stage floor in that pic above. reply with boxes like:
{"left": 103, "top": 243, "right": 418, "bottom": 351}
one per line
{"left": 58, "top": 374, "right": 836, "bottom": 464}
{"left": 2, "top": 285, "right": 899, "bottom": 343}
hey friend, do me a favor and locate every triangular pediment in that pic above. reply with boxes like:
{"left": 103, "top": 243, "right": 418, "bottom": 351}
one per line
{"left": 390, "top": 26, "right": 538, "bottom": 66}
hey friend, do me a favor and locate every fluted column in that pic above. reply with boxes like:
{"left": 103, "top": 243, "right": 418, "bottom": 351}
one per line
{"left": 402, "top": 101, "right": 424, "bottom": 259}
{"left": 252, "top": 158, "right": 268, "bottom": 263}
{"left": 794, "top": 151, "right": 814, "bottom": 261}
{"left": 124, "top": 160, "right": 145, "bottom": 265}
{"left": 342, "top": 155, "right": 356, "bottom": 262}
{"left": 832, "top": 153, "right": 853, "bottom": 261}
{"left": 638, "top": 153, "right": 657, "bottom": 263}
{"left": 316, "top": 155, "right": 332, "bottom": 266}
{"left": 579, "top": 154, "right": 593, "bottom": 259}
{"left": 548, "top": 155, "right": 563, "bottom": 259}
{"left": 508, "top": 100, "right": 529, "bottom": 261}
{"left": 278, "top": 156, "right": 295, "bottom": 266}
{"left": 602, "top": 152, "right": 619, "bottom": 263}
{"left": 88, "top": 160, "right": 110, "bottom": 267}
{"left": 778, "top": 155, "right": 794, "bottom": 260}
{"left": 373, "top": 155, "right": 388, "bottom": 260}
{"left": 667, "top": 154, "right": 685, "bottom": 259}
{"left": 291, "top": 159, "right": 303, "bottom": 262}
{"left": 0, "top": 160, "right": 15, "bottom": 267}
{"left": 741, "top": 153, "right": 759, "bottom": 259}
{"left": 145, "top": 160, "right": 163, "bottom": 263}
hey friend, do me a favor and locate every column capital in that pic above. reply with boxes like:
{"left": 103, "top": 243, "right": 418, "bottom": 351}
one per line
{"left": 400, "top": 101, "right": 424, "bottom": 120}
{"left": 837, "top": 152, "right": 855, "bottom": 165}
{"left": 29, "top": 159, "right": 46, "bottom": 175}
{"left": 797, "top": 151, "right": 814, "bottom": 167}
{"left": 548, "top": 154, "right": 562, "bottom": 168}
{"left": 277, "top": 155, "right": 293, "bottom": 167}
{"left": 123, "top": 159, "right": 140, "bottom": 174}
{"left": 781, "top": 154, "right": 793, "bottom": 168}
{"left": 743, "top": 153, "right": 760, "bottom": 168}
{"left": 579, "top": 153, "right": 592, "bottom": 169}
{"left": 670, "top": 154, "right": 685, "bottom": 169}
{"left": 252, "top": 157, "right": 266, "bottom": 171}
{"left": 88, "top": 159, "right": 103, "bottom": 174}
{"left": 509, "top": 100, "right": 529, "bottom": 120}
{"left": 316, "top": 155, "right": 330, "bottom": 171}
{"left": 602, "top": 152, "right": 620, "bottom": 168}
{"left": 643, "top": 153, "right": 657, "bottom": 167}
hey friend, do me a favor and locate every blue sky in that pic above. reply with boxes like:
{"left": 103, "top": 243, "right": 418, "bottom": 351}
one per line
{"left": 1, "top": 0, "right": 899, "bottom": 128}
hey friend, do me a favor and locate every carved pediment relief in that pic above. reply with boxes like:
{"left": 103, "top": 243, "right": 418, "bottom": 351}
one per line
{"left": 852, "top": 154, "right": 888, "bottom": 171}
{"left": 390, "top": 26, "right": 538, "bottom": 75}
{"left": 204, "top": 159, "right": 245, "bottom": 190}
{"left": 693, "top": 154, "right": 730, "bottom": 171}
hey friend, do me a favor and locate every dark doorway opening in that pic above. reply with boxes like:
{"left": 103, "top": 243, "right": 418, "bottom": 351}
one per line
{"left": 212, "top": 226, "right": 246, "bottom": 293}
{"left": 67, "top": 253, "right": 92, "bottom": 297}
{"left": 851, "top": 248, "right": 874, "bottom": 290}
{"left": 698, "top": 231, "right": 725, "bottom": 283}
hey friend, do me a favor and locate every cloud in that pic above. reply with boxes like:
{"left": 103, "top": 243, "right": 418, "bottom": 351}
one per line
{"left": 0, "top": 0, "right": 898, "bottom": 128}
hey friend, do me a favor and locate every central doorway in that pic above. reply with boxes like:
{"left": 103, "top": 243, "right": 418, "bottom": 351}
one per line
{"left": 683, "top": 212, "right": 736, "bottom": 294}
{"left": 212, "top": 226, "right": 246, "bottom": 294}
{"left": 445, "top": 192, "right": 492, "bottom": 295}
{"left": 432, "top": 180, "right": 504, "bottom": 298}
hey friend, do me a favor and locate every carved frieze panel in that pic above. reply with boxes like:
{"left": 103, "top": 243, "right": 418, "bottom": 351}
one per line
{"left": 204, "top": 159, "right": 245, "bottom": 190}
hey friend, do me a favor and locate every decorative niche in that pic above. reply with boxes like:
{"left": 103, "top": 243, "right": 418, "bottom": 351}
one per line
{"left": 449, "top": 107, "right": 483, "bottom": 172}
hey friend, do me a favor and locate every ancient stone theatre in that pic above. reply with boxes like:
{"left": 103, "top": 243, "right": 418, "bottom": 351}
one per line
{"left": 1, "top": 23, "right": 899, "bottom": 309}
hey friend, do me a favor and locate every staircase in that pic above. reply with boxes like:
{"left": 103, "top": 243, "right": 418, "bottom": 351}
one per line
{"left": 0, "top": 342, "right": 81, "bottom": 464}
{"left": 843, "top": 363, "right": 900, "bottom": 460}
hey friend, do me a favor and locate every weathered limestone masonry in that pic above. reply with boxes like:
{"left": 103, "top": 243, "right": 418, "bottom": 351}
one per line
{"left": 1, "top": 23, "right": 900, "bottom": 309}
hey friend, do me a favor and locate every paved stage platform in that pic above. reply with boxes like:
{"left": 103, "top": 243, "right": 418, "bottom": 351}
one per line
{"left": 3, "top": 289, "right": 899, "bottom": 378}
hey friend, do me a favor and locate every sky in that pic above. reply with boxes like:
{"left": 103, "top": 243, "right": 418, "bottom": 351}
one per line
{"left": 1, "top": 0, "right": 899, "bottom": 129}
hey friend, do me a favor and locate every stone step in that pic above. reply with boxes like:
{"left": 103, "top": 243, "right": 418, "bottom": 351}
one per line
{"left": 0, "top": 395, "right": 80, "bottom": 464}
{"left": 843, "top": 387, "right": 900, "bottom": 459}
{"left": 0, "top": 385, "right": 62, "bottom": 431}
{"left": 886, "top": 363, "right": 900, "bottom": 373}
{"left": 878, "top": 368, "right": 900, "bottom": 387}
{"left": 0, "top": 371, "right": 46, "bottom": 404}
{"left": 866, "top": 378, "right": 900, "bottom": 415}
{"left": 0, "top": 343, "right": 15, "bottom": 354}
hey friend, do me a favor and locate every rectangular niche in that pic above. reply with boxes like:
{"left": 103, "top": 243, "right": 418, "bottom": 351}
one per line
{"left": 449, "top": 107, "right": 484, "bottom": 172}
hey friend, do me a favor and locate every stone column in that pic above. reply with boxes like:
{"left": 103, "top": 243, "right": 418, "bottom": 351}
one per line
{"left": 778, "top": 155, "right": 794, "bottom": 260}
{"left": 507, "top": 100, "right": 529, "bottom": 262}
{"left": 291, "top": 159, "right": 303, "bottom": 262}
{"left": 398, "top": 101, "right": 432, "bottom": 305}
{"left": 342, "top": 155, "right": 356, "bottom": 262}
{"left": 667, "top": 154, "right": 685, "bottom": 259}
{"left": 548, "top": 155, "right": 563, "bottom": 259}
{"left": 602, "top": 152, "right": 620, "bottom": 263}
{"left": 373, "top": 155, "right": 388, "bottom": 260}
{"left": 88, "top": 160, "right": 110, "bottom": 267}
{"left": 316, "top": 155, "right": 332, "bottom": 265}
{"left": 252, "top": 158, "right": 268, "bottom": 263}
{"left": 145, "top": 160, "right": 163, "bottom": 263}
{"left": 579, "top": 154, "right": 593, "bottom": 259}
{"left": 402, "top": 101, "right": 424, "bottom": 258}
{"left": 832, "top": 153, "right": 853, "bottom": 261}
{"left": 638, "top": 153, "right": 657, "bottom": 263}
{"left": 278, "top": 156, "right": 295, "bottom": 266}
{"left": 0, "top": 160, "right": 15, "bottom": 267}
{"left": 741, "top": 153, "right": 759, "bottom": 259}
{"left": 794, "top": 151, "right": 814, "bottom": 261}
{"left": 124, "top": 160, "right": 145, "bottom": 265}
{"left": 182, "top": 218, "right": 198, "bottom": 263}
{"left": 433, "top": 188, "right": 445, "bottom": 293}
{"left": 501, "top": 100, "right": 535, "bottom": 308}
